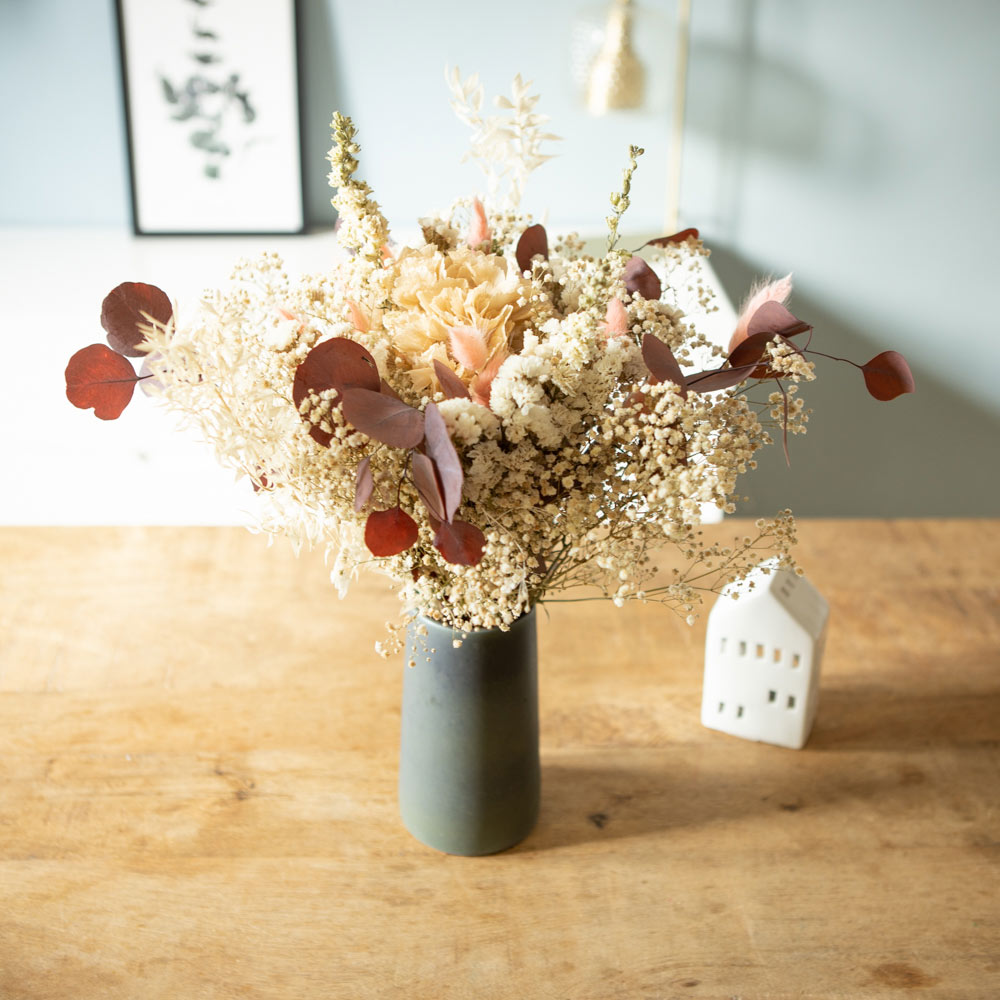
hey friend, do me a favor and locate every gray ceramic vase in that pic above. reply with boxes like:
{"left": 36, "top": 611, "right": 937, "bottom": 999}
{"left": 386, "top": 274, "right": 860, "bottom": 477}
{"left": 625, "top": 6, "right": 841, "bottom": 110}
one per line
{"left": 399, "top": 608, "right": 540, "bottom": 855}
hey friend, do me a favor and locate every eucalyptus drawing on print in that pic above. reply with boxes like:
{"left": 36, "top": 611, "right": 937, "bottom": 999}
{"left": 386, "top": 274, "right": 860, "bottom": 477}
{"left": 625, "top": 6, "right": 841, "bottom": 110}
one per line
{"left": 116, "top": 0, "right": 303, "bottom": 234}
{"left": 158, "top": 0, "right": 258, "bottom": 181}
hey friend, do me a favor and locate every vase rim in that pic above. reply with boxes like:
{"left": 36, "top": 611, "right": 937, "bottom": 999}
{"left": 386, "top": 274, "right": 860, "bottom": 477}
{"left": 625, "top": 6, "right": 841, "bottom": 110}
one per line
{"left": 409, "top": 605, "right": 536, "bottom": 636}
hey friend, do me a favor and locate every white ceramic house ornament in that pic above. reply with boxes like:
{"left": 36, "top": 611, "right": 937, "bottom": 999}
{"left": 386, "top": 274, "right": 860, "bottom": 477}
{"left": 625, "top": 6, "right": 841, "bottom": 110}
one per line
{"left": 702, "top": 558, "right": 829, "bottom": 749}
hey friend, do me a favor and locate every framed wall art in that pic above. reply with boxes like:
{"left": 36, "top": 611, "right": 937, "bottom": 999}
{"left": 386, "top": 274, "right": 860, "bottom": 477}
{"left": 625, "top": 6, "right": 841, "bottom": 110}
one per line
{"left": 116, "top": 0, "right": 305, "bottom": 235}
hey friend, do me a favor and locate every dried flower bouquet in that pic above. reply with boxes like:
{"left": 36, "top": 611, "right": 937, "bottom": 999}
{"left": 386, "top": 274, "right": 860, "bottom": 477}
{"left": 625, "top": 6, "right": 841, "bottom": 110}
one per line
{"left": 65, "top": 71, "right": 913, "bottom": 648}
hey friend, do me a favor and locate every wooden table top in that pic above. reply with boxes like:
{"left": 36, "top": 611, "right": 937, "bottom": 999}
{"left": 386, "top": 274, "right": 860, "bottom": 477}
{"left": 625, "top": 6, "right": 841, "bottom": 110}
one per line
{"left": 1, "top": 520, "right": 998, "bottom": 999}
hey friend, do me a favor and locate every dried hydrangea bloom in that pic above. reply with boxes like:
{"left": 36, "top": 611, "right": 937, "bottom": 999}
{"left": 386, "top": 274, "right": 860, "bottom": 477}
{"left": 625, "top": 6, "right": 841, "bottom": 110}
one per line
{"left": 383, "top": 244, "right": 533, "bottom": 395}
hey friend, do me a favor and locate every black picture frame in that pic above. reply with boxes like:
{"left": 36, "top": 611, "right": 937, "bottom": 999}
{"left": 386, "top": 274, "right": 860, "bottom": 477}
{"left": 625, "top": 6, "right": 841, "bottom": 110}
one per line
{"left": 115, "top": 0, "right": 306, "bottom": 236}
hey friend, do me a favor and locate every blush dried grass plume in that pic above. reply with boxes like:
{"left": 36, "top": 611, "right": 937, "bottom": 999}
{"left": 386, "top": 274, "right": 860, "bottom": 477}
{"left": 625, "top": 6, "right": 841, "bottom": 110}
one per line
{"left": 729, "top": 273, "right": 793, "bottom": 353}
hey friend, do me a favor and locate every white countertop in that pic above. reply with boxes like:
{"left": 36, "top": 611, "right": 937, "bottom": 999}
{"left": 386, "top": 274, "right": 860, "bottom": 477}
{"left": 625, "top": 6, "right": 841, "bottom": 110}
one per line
{"left": 3, "top": 226, "right": 735, "bottom": 525}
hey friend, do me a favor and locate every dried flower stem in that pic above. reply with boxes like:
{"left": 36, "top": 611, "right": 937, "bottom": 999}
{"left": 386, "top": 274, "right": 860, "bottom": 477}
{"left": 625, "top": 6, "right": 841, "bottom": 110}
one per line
{"left": 607, "top": 145, "right": 644, "bottom": 252}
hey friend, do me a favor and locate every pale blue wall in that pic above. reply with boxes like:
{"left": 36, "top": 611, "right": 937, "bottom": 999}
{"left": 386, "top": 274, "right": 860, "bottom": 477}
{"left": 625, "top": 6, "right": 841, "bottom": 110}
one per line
{"left": 682, "top": 1, "right": 1000, "bottom": 516}
{"left": 1, "top": 0, "right": 129, "bottom": 225}
{"left": 3, "top": 0, "right": 998, "bottom": 514}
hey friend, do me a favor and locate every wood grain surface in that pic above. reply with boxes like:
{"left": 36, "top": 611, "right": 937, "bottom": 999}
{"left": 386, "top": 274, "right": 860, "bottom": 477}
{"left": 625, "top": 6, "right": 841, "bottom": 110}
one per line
{"left": 0, "top": 521, "right": 998, "bottom": 999}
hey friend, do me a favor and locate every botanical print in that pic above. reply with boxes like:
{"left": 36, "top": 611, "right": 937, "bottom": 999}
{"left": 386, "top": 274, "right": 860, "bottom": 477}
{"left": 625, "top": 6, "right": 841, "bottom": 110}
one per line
{"left": 118, "top": 0, "right": 302, "bottom": 233}
{"left": 158, "top": 0, "right": 257, "bottom": 180}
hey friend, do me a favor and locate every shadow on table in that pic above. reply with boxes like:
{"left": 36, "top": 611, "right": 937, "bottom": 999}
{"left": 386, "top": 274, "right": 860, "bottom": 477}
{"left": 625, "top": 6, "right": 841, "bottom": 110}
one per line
{"left": 516, "top": 754, "right": 875, "bottom": 852}
{"left": 517, "top": 683, "right": 1000, "bottom": 851}
{"left": 807, "top": 684, "right": 1000, "bottom": 752}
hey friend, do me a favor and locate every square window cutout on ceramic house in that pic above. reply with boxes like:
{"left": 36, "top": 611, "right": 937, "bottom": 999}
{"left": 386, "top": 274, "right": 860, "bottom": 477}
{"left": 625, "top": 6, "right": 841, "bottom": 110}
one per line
{"left": 702, "top": 559, "right": 829, "bottom": 749}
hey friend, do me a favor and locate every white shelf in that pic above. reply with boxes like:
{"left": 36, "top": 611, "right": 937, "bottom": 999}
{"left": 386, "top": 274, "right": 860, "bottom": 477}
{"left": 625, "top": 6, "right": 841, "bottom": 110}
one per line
{"left": 4, "top": 226, "right": 735, "bottom": 525}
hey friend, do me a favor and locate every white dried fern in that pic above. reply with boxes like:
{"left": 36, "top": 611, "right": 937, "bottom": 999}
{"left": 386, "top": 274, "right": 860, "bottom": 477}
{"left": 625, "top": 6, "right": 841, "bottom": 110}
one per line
{"left": 447, "top": 67, "right": 560, "bottom": 210}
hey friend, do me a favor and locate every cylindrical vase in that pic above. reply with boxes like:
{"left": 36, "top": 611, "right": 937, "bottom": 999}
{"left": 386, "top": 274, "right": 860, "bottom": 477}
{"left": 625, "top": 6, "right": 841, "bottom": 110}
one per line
{"left": 399, "top": 608, "right": 540, "bottom": 856}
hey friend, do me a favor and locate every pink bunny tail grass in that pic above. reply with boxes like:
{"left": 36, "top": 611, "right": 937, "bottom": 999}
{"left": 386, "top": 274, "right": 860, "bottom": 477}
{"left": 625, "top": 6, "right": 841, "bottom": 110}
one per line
{"left": 346, "top": 299, "right": 370, "bottom": 333}
{"left": 471, "top": 351, "right": 507, "bottom": 408}
{"left": 448, "top": 324, "right": 489, "bottom": 371}
{"left": 467, "top": 198, "right": 491, "bottom": 248}
{"left": 602, "top": 297, "right": 629, "bottom": 342}
{"left": 728, "top": 273, "right": 793, "bottom": 352}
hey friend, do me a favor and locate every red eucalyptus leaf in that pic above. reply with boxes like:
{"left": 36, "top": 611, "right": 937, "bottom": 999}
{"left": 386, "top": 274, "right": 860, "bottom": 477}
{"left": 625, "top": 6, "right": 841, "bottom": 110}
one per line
{"left": 292, "top": 337, "right": 380, "bottom": 402}
{"left": 354, "top": 456, "right": 374, "bottom": 512}
{"left": 624, "top": 256, "right": 662, "bottom": 300}
{"left": 728, "top": 332, "right": 803, "bottom": 380}
{"left": 101, "top": 282, "right": 172, "bottom": 358}
{"left": 303, "top": 424, "right": 332, "bottom": 449}
{"left": 727, "top": 304, "right": 810, "bottom": 378}
{"left": 515, "top": 224, "right": 549, "bottom": 273}
{"left": 861, "top": 351, "right": 915, "bottom": 401}
{"left": 434, "top": 519, "right": 486, "bottom": 566}
{"left": 342, "top": 387, "right": 425, "bottom": 448}
{"left": 433, "top": 360, "right": 471, "bottom": 400}
{"left": 746, "top": 301, "right": 812, "bottom": 340}
{"left": 685, "top": 362, "right": 760, "bottom": 393}
{"left": 645, "top": 228, "right": 700, "bottom": 248}
{"left": 728, "top": 331, "right": 781, "bottom": 369}
{"left": 292, "top": 338, "right": 381, "bottom": 447}
{"left": 411, "top": 452, "right": 446, "bottom": 522}
{"left": 422, "top": 402, "right": 463, "bottom": 521}
{"left": 379, "top": 378, "right": 402, "bottom": 401}
{"left": 641, "top": 334, "right": 688, "bottom": 398}
{"left": 65, "top": 343, "right": 140, "bottom": 420}
{"left": 365, "top": 506, "right": 418, "bottom": 558}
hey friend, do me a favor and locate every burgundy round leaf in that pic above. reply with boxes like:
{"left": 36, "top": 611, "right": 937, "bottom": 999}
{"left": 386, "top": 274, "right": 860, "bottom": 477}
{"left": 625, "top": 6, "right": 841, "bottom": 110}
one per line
{"left": 364, "top": 506, "right": 418, "bottom": 558}
{"left": 341, "top": 387, "right": 425, "bottom": 448}
{"left": 101, "top": 282, "right": 172, "bottom": 358}
{"left": 645, "top": 228, "right": 700, "bottom": 248}
{"left": 728, "top": 331, "right": 778, "bottom": 370}
{"left": 746, "top": 301, "right": 812, "bottom": 340}
{"left": 434, "top": 519, "right": 486, "bottom": 566}
{"left": 624, "top": 256, "right": 662, "bottom": 301}
{"left": 354, "top": 456, "right": 375, "bottom": 512}
{"left": 731, "top": 299, "right": 810, "bottom": 379}
{"left": 292, "top": 338, "right": 381, "bottom": 446}
{"left": 685, "top": 362, "right": 760, "bottom": 393}
{"left": 65, "top": 343, "right": 140, "bottom": 420}
{"left": 433, "top": 359, "right": 471, "bottom": 400}
{"left": 641, "top": 334, "right": 688, "bottom": 398}
{"left": 411, "top": 452, "right": 446, "bottom": 522}
{"left": 861, "top": 351, "right": 915, "bottom": 401}
{"left": 292, "top": 338, "right": 380, "bottom": 408}
{"left": 515, "top": 224, "right": 549, "bottom": 274}
{"left": 379, "top": 378, "right": 403, "bottom": 401}
{"left": 730, "top": 331, "right": 807, "bottom": 379}
{"left": 422, "top": 402, "right": 464, "bottom": 521}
